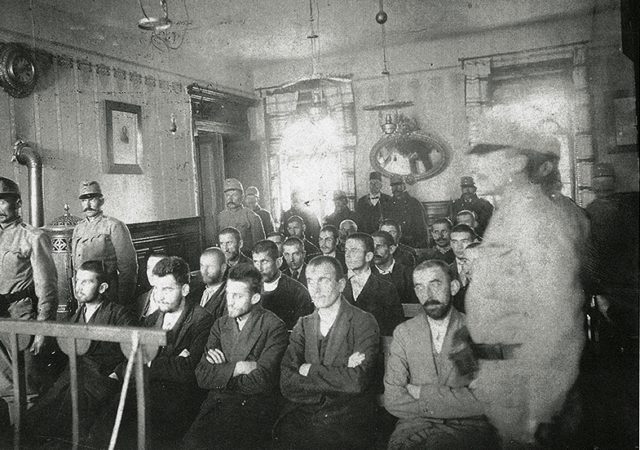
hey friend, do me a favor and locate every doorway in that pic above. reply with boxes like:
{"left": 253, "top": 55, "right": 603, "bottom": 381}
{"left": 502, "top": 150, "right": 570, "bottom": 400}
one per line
{"left": 195, "top": 130, "right": 225, "bottom": 248}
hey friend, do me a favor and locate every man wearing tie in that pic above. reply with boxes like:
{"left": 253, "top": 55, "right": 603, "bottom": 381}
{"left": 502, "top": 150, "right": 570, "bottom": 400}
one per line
{"left": 343, "top": 233, "right": 403, "bottom": 336}
{"left": 282, "top": 237, "right": 308, "bottom": 287}
{"left": 356, "top": 171, "right": 392, "bottom": 234}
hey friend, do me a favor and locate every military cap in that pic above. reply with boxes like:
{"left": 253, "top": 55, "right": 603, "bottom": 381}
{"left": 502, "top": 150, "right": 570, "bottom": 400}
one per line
{"left": 0, "top": 177, "right": 20, "bottom": 198}
{"left": 390, "top": 175, "right": 404, "bottom": 186}
{"left": 79, "top": 181, "right": 103, "bottom": 199}
{"left": 245, "top": 186, "right": 260, "bottom": 197}
{"left": 593, "top": 162, "right": 615, "bottom": 178}
{"left": 460, "top": 176, "right": 475, "bottom": 187}
{"left": 333, "top": 190, "right": 348, "bottom": 201}
{"left": 369, "top": 171, "right": 382, "bottom": 181}
{"left": 469, "top": 114, "right": 561, "bottom": 157}
{"left": 223, "top": 178, "right": 243, "bottom": 193}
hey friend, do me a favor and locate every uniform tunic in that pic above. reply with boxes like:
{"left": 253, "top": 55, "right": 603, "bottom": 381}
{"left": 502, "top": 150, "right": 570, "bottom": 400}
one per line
{"left": 217, "top": 206, "right": 265, "bottom": 255}
{"left": 0, "top": 217, "right": 57, "bottom": 321}
{"left": 72, "top": 212, "right": 138, "bottom": 304}
{"left": 388, "top": 192, "right": 429, "bottom": 248}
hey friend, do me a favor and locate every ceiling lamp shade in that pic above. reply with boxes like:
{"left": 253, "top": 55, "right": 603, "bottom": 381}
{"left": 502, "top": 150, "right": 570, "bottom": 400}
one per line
{"left": 138, "top": 0, "right": 172, "bottom": 31}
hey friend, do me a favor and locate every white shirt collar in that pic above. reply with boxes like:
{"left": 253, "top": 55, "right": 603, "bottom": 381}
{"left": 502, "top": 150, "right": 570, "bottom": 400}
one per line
{"left": 83, "top": 300, "right": 103, "bottom": 322}
{"left": 263, "top": 273, "right": 281, "bottom": 292}
{"left": 162, "top": 302, "right": 185, "bottom": 330}
{"left": 236, "top": 312, "right": 250, "bottom": 331}
{"left": 426, "top": 309, "right": 452, "bottom": 354}
{"left": 375, "top": 258, "right": 395, "bottom": 275}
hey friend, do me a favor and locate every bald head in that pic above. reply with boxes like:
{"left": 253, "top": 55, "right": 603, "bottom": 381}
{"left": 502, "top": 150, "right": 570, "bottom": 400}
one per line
{"left": 200, "top": 247, "right": 227, "bottom": 286}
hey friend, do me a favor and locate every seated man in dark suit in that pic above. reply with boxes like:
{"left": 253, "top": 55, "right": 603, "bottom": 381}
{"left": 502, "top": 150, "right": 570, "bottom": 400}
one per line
{"left": 275, "top": 256, "right": 380, "bottom": 450}
{"left": 384, "top": 259, "right": 498, "bottom": 449}
{"left": 252, "top": 240, "right": 314, "bottom": 330}
{"left": 183, "top": 264, "right": 288, "bottom": 449}
{"left": 449, "top": 224, "right": 479, "bottom": 283}
{"left": 380, "top": 218, "right": 416, "bottom": 269}
{"left": 134, "top": 251, "right": 167, "bottom": 320}
{"left": 187, "top": 247, "right": 228, "bottom": 321}
{"left": 23, "top": 260, "right": 137, "bottom": 444}
{"left": 266, "top": 231, "right": 288, "bottom": 271}
{"left": 343, "top": 233, "right": 404, "bottom": 336}
{"left": 371, "top": 230, "right": 418, "bottom": 304}
{"left": 282, "top": 237, "right": 308, "bottom": 286}
{"left": 417, "top": 218, "right": 455, "bottom": 265}
{"left": 286, "top": 215, "right": 320, "bottom": 255}
{"left": 219, "top": 227, "right": 252, "bottom": 279}
{"left": 92, "top": 257, "right": 214, "bottom": 447}
{"left": 317, "top": 224, "right": 346, "bottom": 271}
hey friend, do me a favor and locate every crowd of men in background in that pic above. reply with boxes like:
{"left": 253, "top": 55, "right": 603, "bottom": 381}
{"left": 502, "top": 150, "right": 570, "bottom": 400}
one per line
{"left": 0, "top": 149, "right": 637, "bottom": 449}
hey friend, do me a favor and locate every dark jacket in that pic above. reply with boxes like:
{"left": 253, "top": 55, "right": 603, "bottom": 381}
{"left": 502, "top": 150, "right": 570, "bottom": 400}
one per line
{"left": 323, "top": 207, "right": 358, "bottom": 229}
{"left": 343, "top": 272, "right": 404, "bottom": 336}
{"left": 277, "top": 299, "right": 380, "bottom": 449}
{"left": 395, "top": 243, "right": 417, "bottom": 268}
{"left": 280, "top": 207, "right": 321, "bottom": 245}
{"left": 283, "top": 263, "right": 307, "bottom": 287}
{"left": 372, "top": 261, "right": 418, "bottom": 304}
{"left": 389, "top": 192, "right": 429, "bottom": 248}
{"left": 187, "top": 281, "right": 227, "bottom": 322}
{"left": 184, "top": 306, "right": 288, "bottom": 449}
{"left": 260, "top": 274, "right": 314, "bottom": 330}
{"left": 253, "top": 205, "right": 275, "bottom": 235}
{"left": 355, "top": 193, "right": 393, "bottom": 234}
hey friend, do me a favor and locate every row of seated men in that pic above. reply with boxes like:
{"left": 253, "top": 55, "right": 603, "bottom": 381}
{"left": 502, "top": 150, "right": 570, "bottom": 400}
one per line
{"left": 17, "top": 223, "right": 489, "bottom": 450}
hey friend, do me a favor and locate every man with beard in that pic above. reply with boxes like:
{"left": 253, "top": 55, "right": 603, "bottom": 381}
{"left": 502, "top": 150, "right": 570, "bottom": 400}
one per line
{"left": 342, "top": 233, "right": 403, "bottom": 336}
{"left": 134, "top": 252, "right": 167, "bottom": 320}
{"left": 371, "top": 230, "right": 418, "bottom": 304}
{"left": 286, "top": 215, "right": 320, "bottom": 256}
{"left": 279, "top": 190, "right": 321, "bottom": 245}
{"left": 276, "top": 256, "right": 380, "bottom": 450}
{"left": 252, "top": 240, "right": 314, "bottom": 330}
{"left": 244, "top": 186, "right": 274, "bottom": 235}
{"left": 356, "top": 171, "right": 393, "bottom": 234}
{"left": 323, "top": 190, "right": 358, "bottom": 229}
{"left": 419, "top": 218, "right": 455, "bottom": 265}
{"left": 282, "top": 237, "right": 308, "bottom": 287}
{"left": 183, "top": 263, "right": 288, "bottom": 449}
{"left": 188, "top": 247, "right": 228, "bottom": 320}
{"left": 217, "top": 178, "right": 265, "bottom": 256}
{"left": 72, "top": 181, "right": 137, "bottom": 304}
{"left": 384, "top": 259, "right": 498, "bottom": 449}
{"left": 451, "top": 176, "right": 494, "bottom": 238}
{"left": 380, "top": 219, "right": 416, "bottom": 269}
{"left": 317, "top": 225, "right": 346, "bottom": 272}
{"left": 218, "top": 227, "right": 252, "bottom": 278}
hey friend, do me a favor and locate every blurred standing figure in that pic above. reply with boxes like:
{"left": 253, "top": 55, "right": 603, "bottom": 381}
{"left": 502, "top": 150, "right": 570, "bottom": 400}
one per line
{"left": 0, "top": 177, "right": 57, "bottom": 397}
{"left": 279, "top": 190, "right": 321, "bottom": 245}
{"left": 72, "top": 181, "right": 137, "bottom": 305}
{"left": 217, "top": 178, "right": 265, "bottom": 256}
{"left": 465, "top": 116, "right": 589, "bottom": 447}
{"left": 388, "top": 176, "right": 429, "bottom": 248}
{"left": 244, "top": 186, "right": 274, "bottom": 235}
{"left": 356, "top": 171, "right": 392, "bottom": 234}
{"left": 451, "top": 176, "right": 494, "bottom": 237}
{"left": 323, "top": 190, "right": 357, "bottom": 229}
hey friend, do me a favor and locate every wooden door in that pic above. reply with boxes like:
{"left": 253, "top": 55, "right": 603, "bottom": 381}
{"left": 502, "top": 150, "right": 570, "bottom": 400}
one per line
{"left": 195, "top": 131, "right": 225, "bottom": 247}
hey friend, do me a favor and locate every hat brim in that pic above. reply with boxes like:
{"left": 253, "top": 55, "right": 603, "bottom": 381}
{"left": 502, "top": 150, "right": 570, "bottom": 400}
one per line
{"left": 79, "top": 193, "right": 103, "bottom": 199}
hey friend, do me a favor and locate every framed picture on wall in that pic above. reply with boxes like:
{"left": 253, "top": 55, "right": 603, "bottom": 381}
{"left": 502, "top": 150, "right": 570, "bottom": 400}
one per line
{"left": 105, "top": 100, "right": 143, "bottom": 174}
{"left": 610, "top": 90, "right": 637, "bottom": 153}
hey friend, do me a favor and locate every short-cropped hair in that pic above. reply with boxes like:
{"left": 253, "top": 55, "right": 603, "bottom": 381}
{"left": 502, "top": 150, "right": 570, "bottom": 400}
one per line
{"left": 266, "top": 231, "right": 285, "bottom": 240}
{"left": 456, "top": 209, "right": 477, "bottom": 220}
{"left": 431, "top": 217, "right": 453, "bottom": 230}
{"left": 379, "top": 218, "right": 401, "bottom": 234}
{"left": 283, "top": 236, "right": 304, "bottom": 251}
{"left": 307, "top": 255, "right": 345, "bottom": 280}
{"left": 320, "top": 224, "right": 339, "bottom": 240}
{"left": 414, "top": 259, "right": 453, "bottom": 283}
{"left": 345, "top": 232, "right": 374, "bottom": 253}
{"left": 371, "top": 230, "right": 395, "bottom": 247}
{"left": 153, "top": 256, "right": 190, "bottom": 286}
{"left": 252, "top": 239, "right": 279, "bottom": 261}
{"left": 450, "top": 223, "right": 477, "bottom": 239}
{"left": 78, "top": 260, "right": 109, "bottom": 284}
{"left": 219, "top": 227, "right": 241, "bottom": 242}
{"left": 228, "top": 263, "right": 262, "bottom": 295}
{"left": 286, "top": 215, "right": 304, "bottom": 226}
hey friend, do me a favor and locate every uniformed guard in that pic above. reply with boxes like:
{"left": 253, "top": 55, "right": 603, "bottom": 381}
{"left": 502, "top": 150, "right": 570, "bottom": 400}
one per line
{"left": 0, "top": 176, "right": 58, "bottom": 395}
{"left": 451, "top": 176, "right": 494, "bottom": 237}
{"left": 387, "top": 176, "right": 429, "bottom": 248}
{"left": 71, "top": 181, "right": 138, "bottom": 305}
{"left": 217, "top": 178, "right": 265, "bottom": 256}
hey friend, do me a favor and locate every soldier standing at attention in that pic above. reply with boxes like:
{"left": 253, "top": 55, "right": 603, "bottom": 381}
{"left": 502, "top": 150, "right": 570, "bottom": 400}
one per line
{"left": 72, "top": 181, "right": 137, "bottom": 305}
{"left": 217, "top": 178, "right": 265, "bottom": 256}
{"left": 0, "top": 177, "right": 57, "bottom": 395}
{"left": 451, "top": 176, "right": 494, "bottom": 237}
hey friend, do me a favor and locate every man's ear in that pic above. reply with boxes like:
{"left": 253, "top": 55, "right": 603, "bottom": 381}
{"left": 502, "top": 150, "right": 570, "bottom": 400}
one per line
{"left": 538, "top": 160, "right": 555, "bottom": 178}
{"left": 250, "top": 292, "right": 261, "bottom": 305}
{"left": 98, "top": 282, "right": 109, "bottom": 294}
{"left": 365, "top": 251, "right": 374, "bottom": 264}
{"left": 337, "top": 277, "right": 347, "bottom": 293}
{"left": 449, "top": 279, "right": 461, "bottom": 297}
{"left": 98, "top": 197, "right": 105, "bottom": 207}
{"left": 389, "top": 244, "right": 398, "bottom": 255}
{"left": 181, "top": 284, "right": 190, "bottom": 297}
{"left": 238, "top": 239, "right": 244, "bottom": 250}
{"left": 276, "top": 256, "right": 283, "bottom": 268}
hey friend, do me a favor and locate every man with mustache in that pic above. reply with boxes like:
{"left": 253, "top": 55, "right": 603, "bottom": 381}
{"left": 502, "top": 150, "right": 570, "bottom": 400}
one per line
{"left": 317, "top": 225, "right": 346, "bottom": 272}
{"left": 370, "top": 230, "right": 418, "bottom": 304}
{"left": 451, "top": 176, "right": 494, "bottom": 238}
{"left": 0, "top": 177, "right": 57, "bottom": 399}
{"left": 418, "top": 217, "right": 455, "bottom": 265}
{"left": 217, "top": 178, "right": 265, "bottom": 256}
{"left": 72, "top": 180, "right": 137, "bottom": 305}
{"left": 218, "top": 227, "right": 252, "bottom": 279}
{"left": 384, "top": 259, "right": 498, "bottom": 449}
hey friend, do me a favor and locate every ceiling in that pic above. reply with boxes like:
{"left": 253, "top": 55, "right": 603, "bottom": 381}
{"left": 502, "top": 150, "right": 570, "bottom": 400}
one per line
{"left": 31, "top": 0, "right": 604, "bottom": 69}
